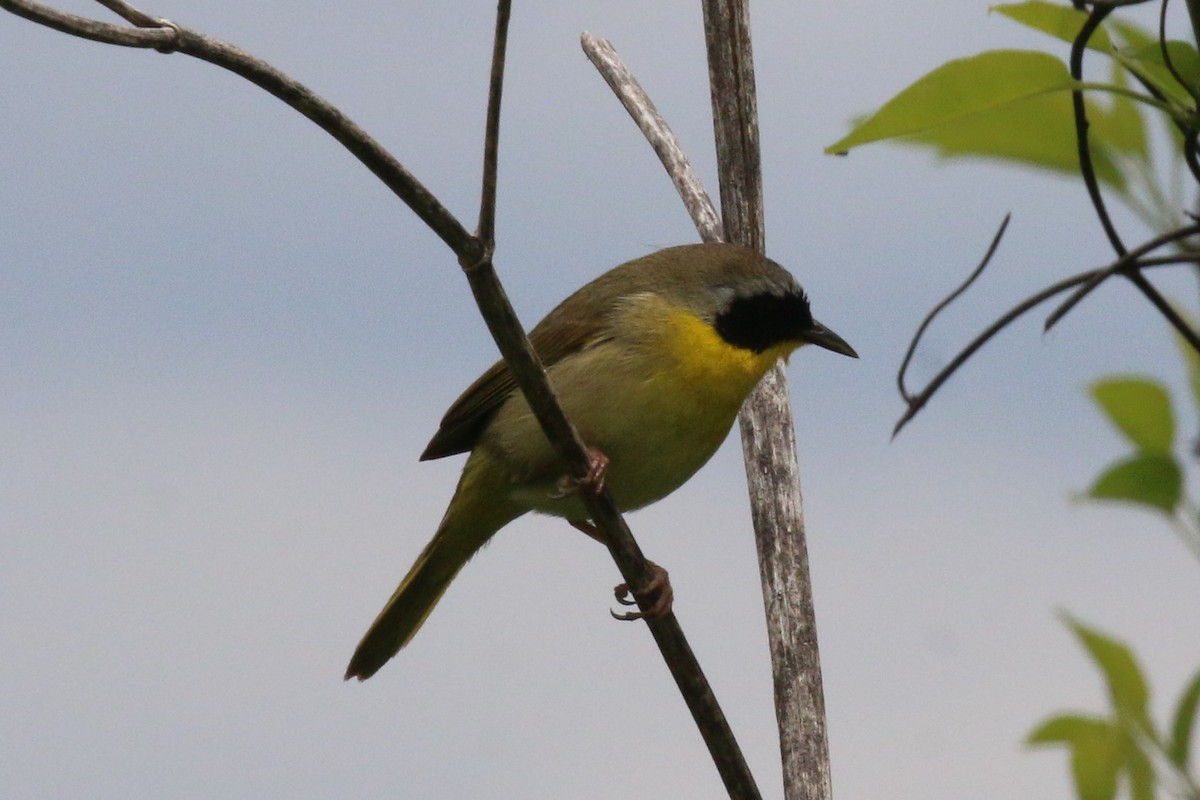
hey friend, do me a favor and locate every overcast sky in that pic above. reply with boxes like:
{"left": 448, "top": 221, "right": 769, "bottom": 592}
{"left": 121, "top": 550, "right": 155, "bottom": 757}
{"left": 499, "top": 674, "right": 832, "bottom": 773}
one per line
{"left": 3, "top": 1, "right": 1198, "bottom": 798}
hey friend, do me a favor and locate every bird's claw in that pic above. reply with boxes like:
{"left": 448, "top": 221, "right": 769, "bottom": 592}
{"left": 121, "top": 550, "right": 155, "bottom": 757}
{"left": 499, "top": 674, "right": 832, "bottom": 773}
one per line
{"left": 549, "top": 447, "right": 609, "bottom": 499}
{"left": 610, "top": 560, "right": 672, "bottom": 622}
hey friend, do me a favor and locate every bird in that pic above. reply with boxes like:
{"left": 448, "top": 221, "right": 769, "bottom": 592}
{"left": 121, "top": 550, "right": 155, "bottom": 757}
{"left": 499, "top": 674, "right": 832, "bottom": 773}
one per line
{"left": 344, "top": 242, "right": 857, "bottom": 680}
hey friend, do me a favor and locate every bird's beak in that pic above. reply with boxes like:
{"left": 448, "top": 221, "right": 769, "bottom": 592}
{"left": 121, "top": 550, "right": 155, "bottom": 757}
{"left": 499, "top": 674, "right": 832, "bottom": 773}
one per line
{"left": 804, "top": 320, "right": 858, "bottom": 358}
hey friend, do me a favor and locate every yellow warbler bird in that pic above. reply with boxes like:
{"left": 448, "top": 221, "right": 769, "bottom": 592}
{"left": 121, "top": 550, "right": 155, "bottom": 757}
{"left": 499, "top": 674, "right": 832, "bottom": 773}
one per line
{"left": 345, "top": 242, "right": 856, "bottom": 680}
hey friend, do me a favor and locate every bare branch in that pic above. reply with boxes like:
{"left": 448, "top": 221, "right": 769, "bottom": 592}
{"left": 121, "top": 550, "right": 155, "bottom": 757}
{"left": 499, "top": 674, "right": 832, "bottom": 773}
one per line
{"left": 1071, "top": 5, "right": 1124, "bottom": 256}
{"left": 702, "top": 2, "right": 832, "bottom": 798}
{"left": 894, "top": 252, "right": 1200, "bottom": 437}
{"left": 581, "top": 33, "right": 722, "bottom": 242}
{"left": 476, "top": 0, "right": 511, "bottom": 248}
{"left": 897, "top": 214, "right": 1011, "bottom": 405}
{"left": 1044, "top": 221, "right": 1200, "bottom": 330}
{"left": 93, "top": 0, "right": 161, "bottom": 28}
{"left": 702, "top": 0, "right": 763, "bottom": 253}
{"left": 0, "top": 0, "right": 176, "bottom": 47}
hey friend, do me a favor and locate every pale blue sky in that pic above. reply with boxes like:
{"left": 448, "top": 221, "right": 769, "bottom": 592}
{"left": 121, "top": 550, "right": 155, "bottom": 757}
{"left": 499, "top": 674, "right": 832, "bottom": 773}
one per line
{"left": 3, "top": 1, "right": 1198, "bottom": 798}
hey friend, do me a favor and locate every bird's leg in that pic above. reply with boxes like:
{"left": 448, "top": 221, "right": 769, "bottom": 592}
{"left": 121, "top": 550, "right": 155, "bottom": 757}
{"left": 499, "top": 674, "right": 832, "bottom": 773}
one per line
{"left": 569, "top": 520, "right": 674, "bottom": 622}
{"left": 549, "top": 446, "right": 609, "bottom": 498}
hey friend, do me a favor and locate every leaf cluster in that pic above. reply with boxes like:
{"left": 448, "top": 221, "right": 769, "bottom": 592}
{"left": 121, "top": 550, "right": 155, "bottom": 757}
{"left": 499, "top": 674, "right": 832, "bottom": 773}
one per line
{"left": 1030, "top": 619, "right": 1200, "bottom": 800}
{"left": 1084, "top": 326, "right": 1200, "bottom": 556}
{"left": 829, "top": 1, "right": 1198, "bottom": 233}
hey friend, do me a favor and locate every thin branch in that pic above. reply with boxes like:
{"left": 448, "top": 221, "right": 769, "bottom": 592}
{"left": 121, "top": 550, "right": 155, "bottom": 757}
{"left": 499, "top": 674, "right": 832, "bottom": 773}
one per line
{"left": 581, "top": 33, "right": 722, "bottom": 242}
{"left": 1071, "top": 4, "right": 1125, "bottom": 256}
{"left": 463, "top": 13, "right": 760, "bottom": 796}
{"left": 476, "top": 0, "right": 510, "bottom": 248}
{"left": 894, "top": 255, "right": 1200, "bottom": 436}
{"left": 1158, "top": 0, "right": 1196, "bottom": 106}
{"left": 1123, "top": 268, "right": 1200, "bottom": 351}
{"left": 1186, "top": 0, "right": 1200, "bottom": 60}
{"left": 1044, "top": 221, "right": 1200, "bottom": 330}
{"left": 897, "top": 214, "right": 1010, "bottom": 405}
{"left": 0, "top": 0, "right": 176, "bottom": 47}
{"left": 578, "top": 40, "right": 767, "bottom": 795}
{"left": 896, "top": 270, "right": 1095, "bottom": 436}
{"left": 93, "top": 0, "right": 160, "bottom": 28}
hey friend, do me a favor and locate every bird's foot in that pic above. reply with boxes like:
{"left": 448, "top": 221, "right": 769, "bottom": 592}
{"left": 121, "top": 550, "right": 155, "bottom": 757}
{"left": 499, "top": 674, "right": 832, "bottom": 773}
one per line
{"left": 567, "top": 521, "right": 673, "bottom": 621}
{"left": 549, "top": 447, "right": 609, "bottom": 499}
{"left": 611, "top": 560, "right": 673, "bottom": 621}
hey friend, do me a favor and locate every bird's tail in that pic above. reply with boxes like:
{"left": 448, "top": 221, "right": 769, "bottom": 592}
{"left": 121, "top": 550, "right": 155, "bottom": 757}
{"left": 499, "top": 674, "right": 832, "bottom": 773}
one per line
{"left": 344, "top": 456, "right": 523, "bottom": 681}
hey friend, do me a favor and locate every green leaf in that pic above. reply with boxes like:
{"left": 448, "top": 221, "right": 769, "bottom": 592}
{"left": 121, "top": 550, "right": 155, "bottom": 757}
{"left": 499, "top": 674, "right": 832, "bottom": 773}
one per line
{"left": 1175, "top": 327, "right": 1200, "bottom": 420}
{"left": 1029, "top": 713, "right": 1113, "bottom": 744}
{"left": 1096, "top": 59, "right": 1149, "bottom": 156}
{"left": 901, "top": 90, "right": 1126, "bottom": 190}
{"left": 1067, "top": 618, "right": 1152, "bottom": 730}
{"left": 1108, "top": 19, "right": 1157, "bottom": 51}
{"left": 1122, "top": 738, "right": 1155, "bottom": 800}
{"left": 1114, "top": 41, "right": 1200, "bottom": 109}
{"left": 991, "top": 1, "right": 1114, "bottom": 52}
{"left": 827, "top": 50, "right": 1078, "bottom": 154}
{"left": 1088, "top": 453, "right": 1183, "bottom": 513}
{"left": 1090, "top": 378, "right": 1175, "bottom": 452}
{"left": 1168, "top": 668, "right": 1200, "bottom": 768}
{"left": 1028, "top": 714, "right": 1121, "bottom": 800}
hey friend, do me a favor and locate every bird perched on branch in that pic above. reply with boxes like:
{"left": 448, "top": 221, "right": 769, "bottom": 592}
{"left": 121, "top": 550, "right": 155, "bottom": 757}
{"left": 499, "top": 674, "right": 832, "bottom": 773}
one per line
{"left": 345, "top": 242, "right": 856, "bottom": 680}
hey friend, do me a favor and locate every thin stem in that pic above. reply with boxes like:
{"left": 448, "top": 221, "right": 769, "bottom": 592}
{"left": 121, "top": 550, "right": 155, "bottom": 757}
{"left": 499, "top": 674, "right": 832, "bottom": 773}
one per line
{"left": 897, "top": 214, "right": 1010, "bottom": 405}
{"left": 1185, "top": 0, "right": 1200, "bottom": 59}
{"left": 580, "top": 33, "right": 722, "bottom": 242}
{"left": 1123, "top": 268, "right": 1200, "bottom": 352}
{"left": 1044, "top": 221, "right": 1200, "bottom": 330}
{"left": 93, "top": 0, "right": 159, "bottom": 27}
{"left": 1072, "top": 81, "right": 1185, "bottom": 120}
{"left": 1072, "top": 5, "right": 1125, "bottom": 256}
{"left": 895, "top": 271, "right": 1095, "bottom": 436}
{"left": 895, "top": 255, "right": 1200, "bottom": 436}
{"left": 0, "top": 0, "right": 176, "bottom": 46}
{"left": 476, "top": 0, "right": 511, "bottom": 248}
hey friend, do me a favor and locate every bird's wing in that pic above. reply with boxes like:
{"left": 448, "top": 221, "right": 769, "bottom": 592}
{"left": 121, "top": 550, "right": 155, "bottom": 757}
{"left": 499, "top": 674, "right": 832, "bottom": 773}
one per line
{"left": 419, "top": 309, "right": 608, "bottom": 461}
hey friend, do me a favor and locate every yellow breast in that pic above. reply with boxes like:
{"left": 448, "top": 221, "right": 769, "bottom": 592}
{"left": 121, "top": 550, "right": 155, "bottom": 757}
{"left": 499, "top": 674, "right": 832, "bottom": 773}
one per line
{"left": 652, "top": 303, "right": 795, "bottom": 407}
{"left": 482, "top": 293, "right": 799, "bottom": 516}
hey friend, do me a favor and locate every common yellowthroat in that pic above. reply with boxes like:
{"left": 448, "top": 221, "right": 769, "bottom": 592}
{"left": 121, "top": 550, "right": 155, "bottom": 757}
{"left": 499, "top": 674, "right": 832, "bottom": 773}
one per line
{"left": 345, "top": 242, "right": 856, "bottom": 680}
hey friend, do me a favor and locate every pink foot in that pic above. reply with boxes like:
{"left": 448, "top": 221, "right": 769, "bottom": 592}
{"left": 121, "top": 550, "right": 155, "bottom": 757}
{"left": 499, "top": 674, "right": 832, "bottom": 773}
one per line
{"left": 550, "top": 447, "right": 609, "bottom": 498}
{"left": 612, "top": 560, "right": 673, "bottom": 621}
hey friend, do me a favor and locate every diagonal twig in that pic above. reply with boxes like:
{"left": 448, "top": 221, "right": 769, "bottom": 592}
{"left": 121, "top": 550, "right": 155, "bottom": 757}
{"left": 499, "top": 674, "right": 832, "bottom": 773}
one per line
{"left": 895, "top": 253, "right": 1200, "bottom": 437}
{"left": 1044, "top": 221, "right": 1200, "bottom": 331}
{"left": 582, "top": 34, "right": 722, "bottom": 242}
{"left": 897, "top": 214, "right": 1011, "bottom": 407}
